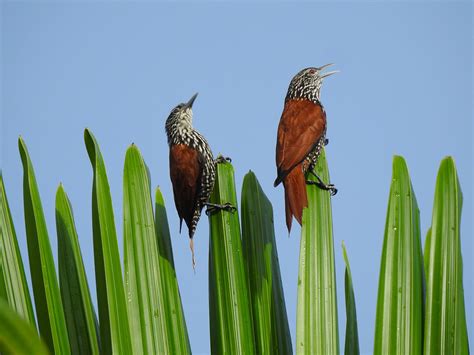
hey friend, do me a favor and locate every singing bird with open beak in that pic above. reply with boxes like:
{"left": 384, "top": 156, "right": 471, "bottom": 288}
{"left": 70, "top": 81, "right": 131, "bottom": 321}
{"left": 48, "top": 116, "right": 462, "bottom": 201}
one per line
{"left": 274, "top": 64, "right": 339, "bottom": 232}
{"left": 165, "top": 93, "right": 235, "bottom": 266}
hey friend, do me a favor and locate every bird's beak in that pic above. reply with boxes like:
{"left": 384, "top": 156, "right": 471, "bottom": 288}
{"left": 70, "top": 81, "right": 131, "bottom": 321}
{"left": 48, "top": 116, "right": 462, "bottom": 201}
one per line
{"left": 318, "top": 63, "right": 339, "bottom": 79}
{"left": 317, "top": 63, "right": 334, "bottom": 71}
{"left": 320, "top": 70, "right": 339, "bottom": 79}
{"left": 185, "top": 93, "right": 198, "bottom": 108}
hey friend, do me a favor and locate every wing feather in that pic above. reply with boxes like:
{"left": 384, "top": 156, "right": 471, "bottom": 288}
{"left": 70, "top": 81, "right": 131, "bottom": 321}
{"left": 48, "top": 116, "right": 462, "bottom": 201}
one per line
{"left": 169, "top": 144, "right": 202, "bottom": 230}
{"left": 275, "top": 99, "right": 326, "bottom": 185}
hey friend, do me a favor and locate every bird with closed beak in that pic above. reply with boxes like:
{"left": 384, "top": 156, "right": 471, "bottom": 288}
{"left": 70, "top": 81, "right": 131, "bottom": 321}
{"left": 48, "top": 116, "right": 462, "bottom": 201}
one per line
{"left": 165, "top": 93, "right": 235, "bottom": 267}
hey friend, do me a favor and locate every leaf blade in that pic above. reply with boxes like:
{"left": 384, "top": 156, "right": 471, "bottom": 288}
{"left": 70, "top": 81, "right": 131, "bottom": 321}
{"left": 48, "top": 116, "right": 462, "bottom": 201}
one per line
{"left": 208, "top": 161, "right": 255, "bottom": 354}
{"left": 424, "top": 157, "right": 469, "bottom": 354}
{"left": 56, "top": 184, "right": 100, "bottom": 355}
{"left": 0, "top": 299, "right": 50, "bottom": 355}
{"left": 296, "top": 149, "right": 339, "bottom": 354}
{"left": 0, "top": 173, "right": 35, "bottom": 325}
{"left": 154, "top": 187, "right": 191, "bottom": 354}
{"left": 84, "top": 129, "right": 132, "bottom": 355}
{"left": 342, "top": 241, "right": 360, "bottom": 355}
{"left": 123, "top": 145, "right": 190, "bottom": 354}
{"left": 241, "top": 170, "right": 292, "bottom": 354}
{"left": 18, "top": 137, "right": 71, "bottom": 354}
{"left": 373, "top": 156, "right": 424, "bottom": 355}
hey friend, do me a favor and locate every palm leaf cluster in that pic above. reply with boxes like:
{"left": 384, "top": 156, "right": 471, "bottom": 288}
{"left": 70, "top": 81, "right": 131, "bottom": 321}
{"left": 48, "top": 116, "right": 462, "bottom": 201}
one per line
{"left": 0, "top": 130, "right": 469, "bottom": 354}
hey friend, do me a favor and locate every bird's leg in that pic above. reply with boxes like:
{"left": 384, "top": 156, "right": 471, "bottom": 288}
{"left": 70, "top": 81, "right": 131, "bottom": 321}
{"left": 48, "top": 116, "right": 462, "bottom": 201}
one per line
{"left": 306, "top": 170, "right": 338, "bottom": 196}
{"left": 205, "top": 202, "right": 237, "bottom": 216}
{"left": 215, "top": 154, "right": 232, "bottom": 164}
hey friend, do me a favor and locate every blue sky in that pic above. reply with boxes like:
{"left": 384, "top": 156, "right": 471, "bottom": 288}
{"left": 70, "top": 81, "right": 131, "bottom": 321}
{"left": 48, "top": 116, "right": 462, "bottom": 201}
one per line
{"left": 1, "top": 2, "right": 472, "bottom": 353}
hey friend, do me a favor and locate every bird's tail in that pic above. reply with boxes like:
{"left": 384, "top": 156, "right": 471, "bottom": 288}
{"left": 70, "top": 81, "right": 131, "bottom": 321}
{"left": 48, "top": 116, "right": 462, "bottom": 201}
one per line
{"left": 283, "top": 166, "right": 308, "bottom": 232}
{"left": 190, "top": 238, "right": 196, "bottom": 271}
{"left": 189, "top": 209, "right": 201, "bottom": 239}
{"left": 188, "top": 210, "right": 201, "bottom": 270}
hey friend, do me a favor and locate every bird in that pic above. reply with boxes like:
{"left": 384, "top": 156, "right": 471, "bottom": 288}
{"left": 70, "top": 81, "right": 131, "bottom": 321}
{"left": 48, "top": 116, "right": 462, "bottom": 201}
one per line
{"left": 165, "top": 93, "right": 235, "bottom": 266}
{"left": 274, "top": 64, "right": 338, "bottom": 232}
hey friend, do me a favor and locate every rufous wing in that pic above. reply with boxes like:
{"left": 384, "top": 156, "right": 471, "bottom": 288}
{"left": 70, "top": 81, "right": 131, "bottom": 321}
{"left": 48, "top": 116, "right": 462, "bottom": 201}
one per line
{"left": 169, "top": 144, "right": 202, "bottom": 233}
{"left": 275, "top": 99, "right": 326, "bottom": 186}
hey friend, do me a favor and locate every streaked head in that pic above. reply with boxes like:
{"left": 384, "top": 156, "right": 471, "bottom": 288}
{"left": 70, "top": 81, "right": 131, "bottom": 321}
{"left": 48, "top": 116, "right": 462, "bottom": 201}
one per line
{"left": 165, "top": 93, "right": 198, "bottom": 142}
{"left": 167, "top": 92, "right": 198, "bottom": 126}
{"left": 287, "top": 64, "right": 339, "bottom": 103}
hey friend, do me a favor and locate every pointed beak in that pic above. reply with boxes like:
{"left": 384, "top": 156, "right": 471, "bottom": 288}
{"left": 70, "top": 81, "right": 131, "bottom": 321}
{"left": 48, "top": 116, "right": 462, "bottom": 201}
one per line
{"left": 317, "top": 63, "right": 334, "bottom": 71}
{"left": 318, "top": 63, "right": 339, "bottom": 79}
{"left": 320, "top": 70, "right": 339, "bottom": 79}
{"left": 184, "top": 93, "right": 198, "bottom": 108}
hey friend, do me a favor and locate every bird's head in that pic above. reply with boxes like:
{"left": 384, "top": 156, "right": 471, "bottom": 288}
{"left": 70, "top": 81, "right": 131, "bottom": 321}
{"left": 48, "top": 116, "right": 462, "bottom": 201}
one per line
{"left": 287, "top": 64, "right": 339, "bottom": 103}
{"left": 167, "top": 93, "right": 198, "bottom": 127}
{"left": 165, "top": 93, "right": 198, "bottom": 143}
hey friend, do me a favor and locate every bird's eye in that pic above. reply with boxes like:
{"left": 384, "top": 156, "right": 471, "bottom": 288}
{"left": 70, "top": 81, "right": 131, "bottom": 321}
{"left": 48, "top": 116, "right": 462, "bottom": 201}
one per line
{"left": 308, "top": 69, "right": 316, "bottom": 75}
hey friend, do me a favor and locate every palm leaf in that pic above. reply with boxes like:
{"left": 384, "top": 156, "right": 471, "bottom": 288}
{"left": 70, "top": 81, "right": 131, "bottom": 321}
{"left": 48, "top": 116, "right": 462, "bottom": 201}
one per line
{"left": 424, "top": 157, "right": 469, "bottom": 354}
{"left": 208, "top": 161, "right": 255, "bottom": 353}
{"left": 84, "top": 129, "right": 132, "bottom": 354}
{"left": 296, "top": 149, "right": 339, "bottom": 354}
{"left": 373, "top": 156, "right": 424, "bottom": 355}
{"left": 123, "top": 144, "right": 190, "bottom": 353}
{"left": 0, "top": 299, "right": 49, "bottom": 355}
{"left": 0, "top": 173, "right": 35, "bottom": 325}
{"left": 56, "top": 184, "right": 100, "bottom": 354}
{"left": 18, "top": 137, "right": 71, "bottom": 354}
{"left": 241, "top": 170, "right": 292, "bottom": 354}
{"left": 342, "top": 241, "right": 360, "bottom": 355}
{"left": 154, "top": 187, "right": 191, "bottom": 353}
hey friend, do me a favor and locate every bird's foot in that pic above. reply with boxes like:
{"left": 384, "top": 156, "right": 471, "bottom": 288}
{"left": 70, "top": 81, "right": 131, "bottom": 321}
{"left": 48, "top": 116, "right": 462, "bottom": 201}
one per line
{"left": 205, "top": 202, "right": 237, "bottom": 216}
{"left": 328, "top": 184, "right": 338, "bottom": 196}
{"left": 215, "top": 154, "right": 232, "bottom": 164}
{"left": 307, "top": 170, "right": 338, "bottom": 196}
{"left": 305, "top": 180, "right": 338, "bottom": 196}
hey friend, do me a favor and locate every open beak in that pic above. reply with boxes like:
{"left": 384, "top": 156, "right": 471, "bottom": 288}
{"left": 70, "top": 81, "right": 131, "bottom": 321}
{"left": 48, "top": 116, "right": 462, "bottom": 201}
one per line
{"left": 318, "top": 63, "right": 339, "bottom": 79}
{"left": 184, "top": 93, "right": 198, "bottom": 108}
{"left": 318, "top": 63, "right": 334, "bottom": 71}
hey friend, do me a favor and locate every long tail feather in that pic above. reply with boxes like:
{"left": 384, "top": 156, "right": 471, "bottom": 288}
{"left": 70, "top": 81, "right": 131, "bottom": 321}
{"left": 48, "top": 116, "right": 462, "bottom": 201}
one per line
{"left": 283, "top": 165, "right": 308, "bottom": 232}
{"left": 190, "top": 238, "right": 196, "bottom": 271}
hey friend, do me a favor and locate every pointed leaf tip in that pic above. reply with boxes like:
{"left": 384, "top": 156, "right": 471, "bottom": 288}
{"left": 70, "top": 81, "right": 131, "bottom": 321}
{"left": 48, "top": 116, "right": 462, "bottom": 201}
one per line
{"left": 85, "top": 129, "right": 133, "bottom": 354}
{"left": 439, "top": 156, "right": 456, "bottom": 171}
{"left": 84, "top": 129, "right": 97, "bottom": 163}
{"left": 341, "top": 242, "right": 360, "bottom": 355}
{"left": 126, "top": 144, "right": 141, "bottom": 155}
{"left": 56, "top": 185, "right": 100, "bottom": 354}
{"left": 19, "top": 135, "right": 71, "bottom": 354}
{"left": 424, "top": 155, "right": 467, "bottom": 354}
{"left": 374, "top": 156, "right": 423, "bottom": 354}
{"left": 18, "top": 137, "right": 27, "bottom": 156}
{"left": 341, "top": 241, "right": 348, "bottom": 262}
{"left": 392, "top": 155, "right": 409, "bottom": 173}
{"left": 241, "top": 171, "right": 292, "bottom": 353}
{"left": 18, "top": 136, "right": 26, "bottom": 150}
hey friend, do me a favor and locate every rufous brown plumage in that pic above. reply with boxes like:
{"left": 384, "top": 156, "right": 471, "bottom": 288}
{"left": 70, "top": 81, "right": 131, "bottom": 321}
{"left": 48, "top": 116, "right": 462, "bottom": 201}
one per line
{"left": 274, "top": 65, "right": 338, "bottom": 232}
{"left": 165, "top": 93, "right": 217, "bottom": 266}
